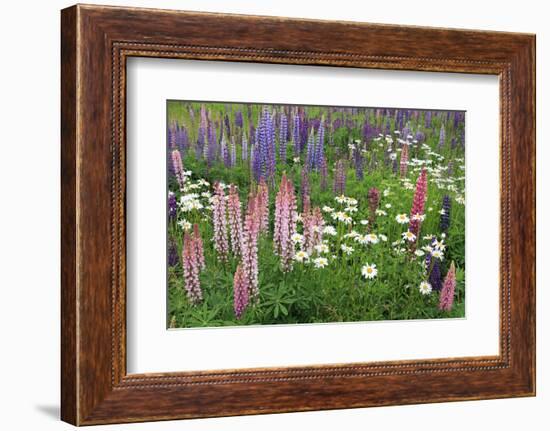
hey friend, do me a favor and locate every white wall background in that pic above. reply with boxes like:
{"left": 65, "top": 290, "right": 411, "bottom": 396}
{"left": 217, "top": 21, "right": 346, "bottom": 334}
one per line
{"left": 0, "top": 0, "right": 546, "bottom": 429}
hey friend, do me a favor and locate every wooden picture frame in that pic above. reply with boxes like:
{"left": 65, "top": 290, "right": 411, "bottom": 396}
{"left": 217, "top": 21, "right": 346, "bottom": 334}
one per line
{"left": 61, "top": 4, "right": 536, "bottom": 425}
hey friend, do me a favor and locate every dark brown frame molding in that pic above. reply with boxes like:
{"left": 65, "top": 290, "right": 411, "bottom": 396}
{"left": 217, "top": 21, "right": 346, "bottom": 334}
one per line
{"left": 61, "top": 4, "right": 536, "bottom": 425}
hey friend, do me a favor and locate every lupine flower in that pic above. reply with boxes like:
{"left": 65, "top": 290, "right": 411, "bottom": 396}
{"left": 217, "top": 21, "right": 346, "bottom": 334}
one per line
{"left": 171, "top": 149, "right": 185, "bottom": 189}
{"left": 230, "top": 136, "right": 237, "bottom": 167}
{"left": 279, "top": 113, "right": 288, "bottom": 161}
{"left": 192, "top": 223, "right": 205, "bottom": 270}
{"left": 212, "top": 182, "right": 229, "bottom": 262}
{"left": 367, "top": 187, "right": 380, "bottom": 226}
{"left": 293, "top": 113, "right": 301, "bottom": 156}
{"left": 273, "top": 173, "right": 298, "bottom": 272}
{"left": 300, "top": 168, "right": 310, "bottom": 210}
{"left": 241, "top": 192, "right": 260, "bottom": 300}
{"left": 224, "top": 113, "right": 231, "bottom": 138}
{"left": 440, "top": 195, "right": 452, "bottom": 233}
{"left": 256, "top": 179, "right": 269, "bottom": 234}
{"left": 220, "top": 133, "right": 231, "bottom": 168}
{"left": 168, "top": 239, "right": 179, "bottom": 267}
{"left": 320, "top": 158, "right": 328, "bottom": 191}
{"left": 235, "top": 110, "right": 243, "bottom": 128}
{"left": 333, "top": 160, "right": 346, "bottom": 196}
{"left": 168, "top": 191, "right": 177, "bottom": 220}
{"left": 439, "top": 261, "right": 457, "bottom": 311}
{"left": 400, "top": 144, "right": 409, "bottom": 178}
{"left": 306, "top": 128, "right": 316, "bottom": 170}
{"left": 314, "top": 119, "right": 325, "bottom": 169}
{"left": 233, "top": 264, "right": 249, "bottom": 319}
{"left": 303, "top": 207, "right": 324, "bottom": 255}
{"left": 354, "top": 146, "right": 364, "bottom": 180}
{"left": 241, "top": 133, "right": 248, "bottom": 161}
{"left": 438, "top": 124, "right": 446, "bottom": 149}
{"left": 182, "top": 232, "right": 203, "bottom": 304}
{"left": 408, "top": 168, "right": 428, "bottom": 237}
{"left": 227, "top": 185, "right": 243, "bottom": 257}
{"left": 426, "top": 250, "right": 443, "bottom": 291}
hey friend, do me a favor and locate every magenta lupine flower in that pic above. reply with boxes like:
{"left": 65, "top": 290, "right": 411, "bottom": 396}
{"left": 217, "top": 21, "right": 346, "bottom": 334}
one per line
{"left": 400, "top": 144, "right": 409, "bottom": 178}
{"left": 227, "top": 185, "right": 243, "bottom": 257}
{"left": 333, "top": 160, "right": 346, "bottom": 195}
{"left": 256, "top": 179, "right": 269, "bottom": 234}
{"left": 241, "top": 193, "right": 260, "bottom": 300}
{"left": 168, "top": 191, "right": 177, "bottom": 221}
{"left": 273, "top": 174, "right": 298, "bottom": 272}
{"left": 439, "top": 261, "right": 457, "bottom": 311}
{"left": 192, "top": 223, "right": 205, "bottom": 270}
{"left": 212, "top": 182, "right": 229, "bottom": 262}
{"left": 408, "top": 168, "right": 428, "bottom": 237}
{"left": 171, "top": 149, "right": 185, "bottom": 189}
{"left": 303, "top": 207, "right": 324, "bottom": 255}
{"left": 367, "top": 187, "right": 380, "bottom": 226}
{"left": 182, "top": 232, "right": 202, "bottom": 304}
{"left": 233, "top": 264, "right": 249, "bottom": 319}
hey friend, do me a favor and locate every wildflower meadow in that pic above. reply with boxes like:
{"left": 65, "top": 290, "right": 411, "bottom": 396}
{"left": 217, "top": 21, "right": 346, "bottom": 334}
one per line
{"left": 167, "top": 101, "right": 466, "bottom": 328}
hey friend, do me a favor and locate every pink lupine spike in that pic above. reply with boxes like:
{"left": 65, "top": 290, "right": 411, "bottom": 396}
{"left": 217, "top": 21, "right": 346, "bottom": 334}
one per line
{"left": 182, "top": 233, "right": 202, "bottom": 304}
{"left": 273, "top": 174, "right": 298, "bottom": 272}
{"left": 241, "top": 191, "right": 260, "bottom": 301}
{"left": 367, "top": 187, "right": 380, "bottom": 226}
{"left": 192, "top": 223, "right": 205, "bottom": 270}
{"left": 227, "top": 185, "right": 243, "bottom": 257}
{"left": 400, "top": 144, "right": 409, "bottom": 178}
{"left": 171, "top": 149, "right": 185, "bottom": 188}
{"left": 439, "top": 261, "right": 457, "bottom": 311}
{"left": 408, "top": 168, "right": 428, "bottom": 237}
{"left": 212, "top": 182, "right": 229, "bottom": 262}
{"left": 303, "top": 206, "right": 324, "bottom": 255}
{"left": 256, "top": 179, "right": 269, "bottom": 234}
{"left": 233, "top": 264, "right": 249, "bottom": 319}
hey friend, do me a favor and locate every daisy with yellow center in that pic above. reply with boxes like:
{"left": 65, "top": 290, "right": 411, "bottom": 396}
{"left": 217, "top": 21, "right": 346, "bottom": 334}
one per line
{"left": 419, "top": 281, "right": 432, "bottom": 295}
{"left": 402, "top": 231, "right": 417, "bottom": 242}
{"left": 395, "top": 214, "right": 409, "bottom": 224}
{"left": 293, "top": 250, "right": 309, "bottom": 263}
{"left": 361, "top": 263, "right": 378, "bottom": 279}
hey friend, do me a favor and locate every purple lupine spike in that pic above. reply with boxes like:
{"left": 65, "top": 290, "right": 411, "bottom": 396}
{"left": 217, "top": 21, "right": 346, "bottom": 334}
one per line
{"left": 197, "top": 104, "right": 208, "bottom": 158}
{"left": 320, "top": 158, "right": 328, "bottom": 191}
{"left": 279, "top": 112, "right": 288, "bottom": 162}
{"left": 224, "top": 113, "right": 231, "bottom": 138}
{"left": 333, "top": 160, "right": 346, "bottom": 196}
{"left": 241, "top": 132, "right": 248, "bottom": 162}
{"left": 168, "top": 191, "right": 177, "bottom": 221}
{"left": 235, "top": 110, "right": 243, "bottom": 128}
{"left": 385, "top": 119, "right": 391, "bottom": 136}
{"left": 306, "top": 128, "right": 315, "bottom": 170}
{"left": 440, "top": 195, "right": 452, "bottom": 233}
{"left": 415, "top": 130, "right": 425, "bottom": 144}
{"left": 267, "top": 111, "right": 277, "bottom": 182}
{"left": 451, "top": 136, "right": 457, "bottom": 150}
{"left": 251, "top": 144, "right": 262, "bottom": 182}
{"left": 425, "top": 111, "right": 432, "bottom": 128}
{"left": 167, "top": 238, "right": 179, "bottom": 267}
{"left": 221, "top": 133, "right": 231, "bottom": 168}
{"left": 314, "top": 119, "right": 325, "bottom": 169}
{"left": 230, "top": 136, "right": 237, "bottom": 167}
{"left": 392, "top": 157, "right": 398, "bottom": 175}
{"left": 426, "top": 250, "right": 443, "bottom": 292}
{"left": 354, "top": 147, "right": 364, "bottom": 180}
{"left": 293, "top": 112, "right": 301, "bottom": 156}
{"left": 438, "top": 124, "right": 446, "bottom": 149}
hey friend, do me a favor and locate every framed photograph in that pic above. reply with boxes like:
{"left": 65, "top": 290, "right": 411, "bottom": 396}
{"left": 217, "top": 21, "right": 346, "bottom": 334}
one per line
{"left": 61, "top": 4, "right": 536, "bottom": 425}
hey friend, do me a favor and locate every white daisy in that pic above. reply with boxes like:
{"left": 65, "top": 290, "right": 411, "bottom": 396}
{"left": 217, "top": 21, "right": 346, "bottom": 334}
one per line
{"left": 376, "top": 209, "right": 387, "bottom": 216}
{"left": 341, "top": 244, "right": 354, "bottom": 255}
{"left": 414, "top": 249, "right": 425, "bottom": 257}
{"left": 314, "top": 243, "right": 330, "bottom": 254}
{"left": 431, "top": 249, "right": 444, "bottom": 260}
{"left": 361, "top": 263, "right": 378, "bottom": 279}
{"left": 419, "top": 281, "right": 432, "bottom": 295}
{"left": 322, "top": 206, "right": 334, "bottom": 213}
{"left": 323, "top": 226, "right": 337, "bottom": 236}
{"left": 177, "top": 219, "right": 192, "bottom": 231}
{"left": 291, "top": 233, "right": 304, "bottom": 244}
{"left": 360, "top": 219, "right": 369, "bottom": 226}
{"left": 395, "top": 214, "right": 410, "bottom": 224}
{"left": 294, "top": 250, "right": 309, "bottom": 262}
{"left": 402, "top": 231, "right": 417, "bottom": 242}
{"left": 366, "top": 233, "right": 379, "bottom": 244}
{"left": 313, "top": 257, "right": 329, "bottom": 269}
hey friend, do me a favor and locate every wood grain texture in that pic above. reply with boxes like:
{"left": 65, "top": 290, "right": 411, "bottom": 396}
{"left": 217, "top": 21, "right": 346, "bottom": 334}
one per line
{"left": 60, "top": 4, "right": 536, "bottom": 425}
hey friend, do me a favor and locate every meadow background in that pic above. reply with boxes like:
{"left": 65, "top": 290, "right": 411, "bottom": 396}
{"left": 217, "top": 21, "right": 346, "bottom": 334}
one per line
{"left": 167, "top": 101, "right": 465, "bottom": 328}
